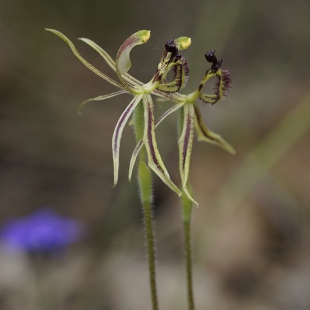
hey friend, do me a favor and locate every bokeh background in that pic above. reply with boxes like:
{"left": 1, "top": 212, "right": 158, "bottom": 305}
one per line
{"left": 1, "top": 0, "right": 310, "bottom": 309}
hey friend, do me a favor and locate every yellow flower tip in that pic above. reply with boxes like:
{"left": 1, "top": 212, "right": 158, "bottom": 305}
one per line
{"left": 45, "top": 28, "right": 60, "bottom": 36}
{"left": 45, "top": 28, "right": 55, "bottom": 35}
{"left": 174, "top": 36, "right": 192, "bottom": 50}
{"left": 181, "top": 37, "right": 192, "bottom": 50}
{"left": 138, "top": 30, "right": 151, "bottom": 43}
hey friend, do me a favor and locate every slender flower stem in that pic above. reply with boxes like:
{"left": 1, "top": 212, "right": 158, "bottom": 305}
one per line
{"left": 139, "top": 162, "right": 158, "bottom": 310}
{"left": 179, "top": 108, "right": 195, "bottom": 310}
{"left": 181, "top": 187, "right": 195, "bottom": 310}
{"left": 134, "top": 101, "right": 159, "bottom": 310}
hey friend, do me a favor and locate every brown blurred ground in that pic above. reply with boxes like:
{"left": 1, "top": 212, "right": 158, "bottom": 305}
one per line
{"left": 0, "top": 0, "right": 310, "bottom": 309}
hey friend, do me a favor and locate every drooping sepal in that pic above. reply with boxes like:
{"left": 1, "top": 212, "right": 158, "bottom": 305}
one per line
{"left": 178, "top": 104, "right": 198, "bottom": 205}
{"left": 129, "top": 101, "right": 186, "bottom": 181}
{"left": 142, "top": 95, "right": 182, "bottom": 196}
{"left": 112, "top": 94, "right": 143, "bottom": 186}
{"left": 194, "top": 104, "right": 236, "bottom": 154}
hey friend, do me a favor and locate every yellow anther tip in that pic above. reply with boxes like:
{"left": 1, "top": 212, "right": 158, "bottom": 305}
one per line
{"left": 141, "top": 30, "right": 151, "bottom": 43}
{"left": 174, "top": 36, "right": 192, "bottom": 50}
{"left": 182, "top": 37, "right": 192, "bottom": 49}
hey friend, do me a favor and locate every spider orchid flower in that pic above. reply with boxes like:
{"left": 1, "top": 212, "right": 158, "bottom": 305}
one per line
{"left": 45, "top": 29, "right": 192, "bottom": 196}
{"left": 129, "top": 50, "right": 235, "bottom": 205}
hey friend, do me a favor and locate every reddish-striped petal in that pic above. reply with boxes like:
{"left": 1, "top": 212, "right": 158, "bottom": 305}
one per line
{"left": 112, "top": 94, "right": 143, "bottom": 185}
{"left": 116, "top": 30, "right": 150, "bottom": 91}
{"left": 142, "top": 95, "right": 181, "bottom": 196}
{"left": 178, "top": 104, "right": 197, "bottom": 205}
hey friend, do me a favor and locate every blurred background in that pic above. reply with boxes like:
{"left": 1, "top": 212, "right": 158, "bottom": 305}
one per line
{"left": 1, "top": 0, "right": 310, "bottom": 309}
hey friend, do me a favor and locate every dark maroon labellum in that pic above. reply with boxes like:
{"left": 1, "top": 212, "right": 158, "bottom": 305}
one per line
{"left": 165, "top": 39, "right": 177, "bottom": 53}
{"left": 205, "top": 50, "right": 216, "bottom": 63}
{"left": 205, "top": 50, "right": 222, "bottom": 72}
{"left": 175, "top": 54, "right": 182, "bottom": 61}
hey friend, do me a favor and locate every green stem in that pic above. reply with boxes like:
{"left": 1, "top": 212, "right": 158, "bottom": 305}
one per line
{"left": 181, "top": 186, "right": 195, "bottom": 310}
{"left": 134, "top": 101, "right": 159, "bottom": 310}
{"left": 178, "top": 106, "right": 195, "bottom": 310}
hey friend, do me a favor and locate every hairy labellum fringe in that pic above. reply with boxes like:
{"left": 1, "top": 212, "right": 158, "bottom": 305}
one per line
{"left": 157, "top": 55, "right": 190, "bottom": 93}
{"left": 179, "top": 55, "right": 190, "bottom": 87}
{"left": 214, "top": 69, "right": 232, "bottom": 100}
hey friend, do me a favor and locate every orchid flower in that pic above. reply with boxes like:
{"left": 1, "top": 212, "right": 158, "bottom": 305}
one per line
{"left": 129, "top": 50, "right": 235, "bottom": 205}
{"left": 46, "top": 29, "right": 192, "bottom": 197}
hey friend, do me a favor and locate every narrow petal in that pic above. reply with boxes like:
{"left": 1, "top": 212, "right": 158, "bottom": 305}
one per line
{"left": 183, "top": 185, "right": 198, "bottom": 206}
{"left": 116, "top": 30, "right": 150, "bottom": 90}
{"left": 77, "top": 90, "right": 128, "bottom": 115}
{"left": 78, "top": 38, "right": 117, "bottom": 71}
{"left": 79, "top": 37, "right": 144, "bottom": 88}
{"left": 112, "top": 94, "right": 143, "bottom": 185}
{"left": 194, "top": 104, "right": 236, "bottom": 154}
{"left": 128, "top": 140, "right": 143, "bottom": 181}
{"left": 155, "top": 102, "right": 186, "bottom": 127}
{"left": 128, "top": 101, "right": 185, "bottom": 181}
{"left": 178, "top": 104, "right": 198, "bottom": 205}
{"left": 153, "top": 88, "right": 183, "bottom": 101}
{"left": 45, "top": 28, "right": 123, "bottom": 89}
{"left": 143, "top": 95, "right": 182, "bottom": 196}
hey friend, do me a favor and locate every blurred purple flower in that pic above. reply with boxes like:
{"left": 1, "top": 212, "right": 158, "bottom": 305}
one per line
{"left": 0, "top": 208, "right": 83, "bottom": 253}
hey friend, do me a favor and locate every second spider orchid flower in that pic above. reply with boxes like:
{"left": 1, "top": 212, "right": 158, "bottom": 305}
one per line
{"left": 177, "top": 51, "right": 235, "bottom": 204}
{"left": 45, "top": 29, "right": 191, "bottom": 196}
{"left": 130, "top": 50, "right": 235, "bottom": 205}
